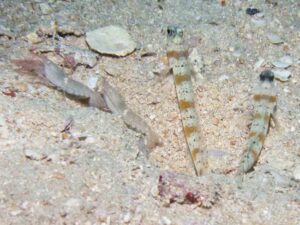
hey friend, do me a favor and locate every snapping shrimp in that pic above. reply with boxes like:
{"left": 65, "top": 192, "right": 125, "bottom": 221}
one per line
{"left": 12, "top": 54, "right": 161, "bottom": 150}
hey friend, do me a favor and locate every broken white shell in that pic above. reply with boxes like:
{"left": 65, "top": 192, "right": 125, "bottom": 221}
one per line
{"left": 251, "top": 18, "right": 266, "bottom": 27}
{"left": 267, "top": 33, "right": 283, "bottom": 44}
{"left": 293, "top": 165, "right": 300, "bottom": 181}
{"left": 86, "top": 25, "right": 137, "bottom": 56}
{"left": 273, "top": 69, "right": 291, "bottom": 82}
{"left": 272, "top": 55, "right": 293, "bottom": 69}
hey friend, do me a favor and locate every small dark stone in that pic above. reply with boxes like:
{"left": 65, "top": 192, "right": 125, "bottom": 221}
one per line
{"left": 246, "top": 8, "right": 261, "bottom": 16}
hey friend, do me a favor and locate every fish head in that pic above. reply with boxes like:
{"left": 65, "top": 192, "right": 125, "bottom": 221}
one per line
{"left": 167, "top": 25, "right": 184, "bottom": 44}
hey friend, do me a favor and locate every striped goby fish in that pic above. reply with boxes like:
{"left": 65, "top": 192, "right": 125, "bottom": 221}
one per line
{"left": 166, "top": 26, "right": 208, "bottom": 176}
{"left": 238, "top": 70, "right": 277, "bottom": 175}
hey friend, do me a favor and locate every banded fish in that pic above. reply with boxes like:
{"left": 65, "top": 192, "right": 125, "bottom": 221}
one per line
{"left": 166, "top": 25, "right": 209, "bottom": 176}
{"left": 238, "top": 70, "right": 278, "bottom": 175}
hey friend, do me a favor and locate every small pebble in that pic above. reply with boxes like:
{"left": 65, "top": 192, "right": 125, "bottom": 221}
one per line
{"left": 86, "top": 25, "right": 136, "bottom": 56}
{"left": 218, "top": 74, "right": 229, "bottom": 82}
{"left": 26, "top": 32, "right": 43, "bottom": 44}
{"left": 267, "top": 33, "right": 284, "bottom": 44}
{"left": 149, "top": 114, "right": 156, "bottom": 120}
{"left": 123, "top": 212, "right": 132, "bottom": 223}
{"left": 161, "top": 216, "right": 172, "bottom": 225}
{"left": 20, "top": 201, "right": 30, "bottom": 210}
{"left": 64, "top": 198, "right": 82, "bottom": 213}
{"left": 166, "top": 112, "right": 178, "bottom": 121}
{"left": 87, "top": 75, "right": 99, "bottom": 90}
{"left": 272, "top": 55, "right": 293, "bottom": 69}
{"left": 283, "top": 87, "right": 290, "bottom": 93}
{"left": 85, "top": 136, "right": 96, "bottom": 144}
{"left": 246, "top": 8, "right": 260, "bottom": 16}
{"left": 293, "top": 165, "right": 300, "bottom": 181}
{"left": 255, "top": 12, "right": 265, "bottom": 18}
{"left": 246, "top": 33, "right": 252, "bottom": 40}
{"left": 251, "top": 18, "right": 266, "bottom": 27}
{"left": 10, "top": 210, "right": 22, "bottom": 216}
{"left": 232, "top": 50, "right": 242, "bottom": 58}
{"left": 0, "top": 116, "right": 7, "bottom": 128}
{"left": 273, "top": 69, "right": 291, "bottom": 82}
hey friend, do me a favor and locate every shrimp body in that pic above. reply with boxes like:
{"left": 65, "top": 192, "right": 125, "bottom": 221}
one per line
{"left": 13, "top": 55, "right": 107, "bottom": 109}
{"left": 13, "top": 55, "right": 161, "bottom": 150}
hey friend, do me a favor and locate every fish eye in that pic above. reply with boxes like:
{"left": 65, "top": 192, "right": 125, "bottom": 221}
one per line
{"left": 259, "top": 74, "right": 266, "bottom": 81}
{"left": 259, "top": 70, "right": 274, "bottom": 82}
{"left": 167, "top": 26, "right": 174, "bottom": 36}
{"left": 267, "top": 74, "right": 274, "bottom": 82}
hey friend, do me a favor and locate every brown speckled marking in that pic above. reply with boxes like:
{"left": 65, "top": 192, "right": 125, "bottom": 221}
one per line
{"left": 253, "top": 94, "right": 262, "bottom": 102}
{"left": 191, "top": 148, "right": 200, "bottom": 160}
{"left": 250, "top": 148, "right": 259, "bottom": 161}
{"left": 183, "top": 126, "right": 198, "bottom": 137}
{"left": 175, "top": 74, "right": 191, "bottom": 85}
{"left": 258, "top": 132, "right": 266, "bottom": 143}
{"left": 179, "top": 100, "right": 195, "bottom": 110}
{"left": 269, "top": 95, "right": 277, "bottom": 103}
{"left": 253, "top": 113, "right": 263, "bottom": 120}
{"left": 249, "top": 131, "right": 257, "bottom": 137}
{"left": 254, "top": 94, "right": 277, "bottom": 103}
{"left": 167, "top": 50, "right": 189, "bottom": 60}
